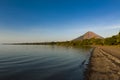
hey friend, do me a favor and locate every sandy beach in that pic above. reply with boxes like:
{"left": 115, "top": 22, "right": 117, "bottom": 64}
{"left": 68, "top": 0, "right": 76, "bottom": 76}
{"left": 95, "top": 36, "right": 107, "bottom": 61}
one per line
{"left": 87, "top": 46, "right": 120, "bottom": 80}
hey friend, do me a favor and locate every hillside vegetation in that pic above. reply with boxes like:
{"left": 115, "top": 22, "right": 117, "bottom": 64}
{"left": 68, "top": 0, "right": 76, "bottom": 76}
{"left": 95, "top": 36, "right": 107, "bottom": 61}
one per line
{"left": 9, "top": 32, "right": 120, "bottom": 46}
{"left": 56, "top": 32, "right": 120, "bottom": 46}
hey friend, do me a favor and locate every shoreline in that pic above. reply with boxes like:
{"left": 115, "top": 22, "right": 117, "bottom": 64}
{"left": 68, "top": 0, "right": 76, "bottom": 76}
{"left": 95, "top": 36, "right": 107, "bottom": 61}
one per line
{"left": 86, "top": 46, "right": 120, "bottom": 80}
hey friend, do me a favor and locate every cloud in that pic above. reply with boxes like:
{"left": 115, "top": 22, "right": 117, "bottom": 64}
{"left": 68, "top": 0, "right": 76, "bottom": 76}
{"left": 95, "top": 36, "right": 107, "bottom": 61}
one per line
{"left": 106, "top": 25, "right": 120, "bottom": 29}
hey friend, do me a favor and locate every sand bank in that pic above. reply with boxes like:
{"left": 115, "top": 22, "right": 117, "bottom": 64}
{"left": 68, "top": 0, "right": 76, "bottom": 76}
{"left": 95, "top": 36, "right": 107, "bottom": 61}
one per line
{"left": 87, "top": 46, "right": 120, "bottom": 80}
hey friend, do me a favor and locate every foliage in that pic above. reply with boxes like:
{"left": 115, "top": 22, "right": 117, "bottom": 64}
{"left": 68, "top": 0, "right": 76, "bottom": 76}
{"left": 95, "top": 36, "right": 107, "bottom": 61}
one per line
{"left": 55, "top": 32, "right": 120, "bottom": 46}
{"left": 12, "top": 32, "right": 120, "bottom": 46}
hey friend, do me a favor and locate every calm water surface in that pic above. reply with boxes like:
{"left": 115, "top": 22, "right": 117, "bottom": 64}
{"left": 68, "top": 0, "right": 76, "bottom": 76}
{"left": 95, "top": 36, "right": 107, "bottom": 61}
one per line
{"left": 0, "top": 45, "right": 92, "bottom": 80}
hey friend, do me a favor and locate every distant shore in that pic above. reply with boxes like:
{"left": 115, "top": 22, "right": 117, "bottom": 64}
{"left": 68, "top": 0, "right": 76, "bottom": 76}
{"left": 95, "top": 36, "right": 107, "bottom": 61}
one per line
{"left": 86, "top": 46, "right": 120, "bottom": 80}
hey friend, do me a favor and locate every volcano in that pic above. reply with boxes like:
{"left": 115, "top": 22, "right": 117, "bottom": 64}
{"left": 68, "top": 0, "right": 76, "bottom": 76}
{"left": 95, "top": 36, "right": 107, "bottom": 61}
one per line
{"left": 73, "top": 31, "right": 103, "bottom": 41}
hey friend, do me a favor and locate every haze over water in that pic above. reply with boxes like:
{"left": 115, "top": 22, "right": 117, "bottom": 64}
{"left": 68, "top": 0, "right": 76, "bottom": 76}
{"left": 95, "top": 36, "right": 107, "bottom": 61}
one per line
{"left": 0, "top": 45, "right": 91, "bottom": 80}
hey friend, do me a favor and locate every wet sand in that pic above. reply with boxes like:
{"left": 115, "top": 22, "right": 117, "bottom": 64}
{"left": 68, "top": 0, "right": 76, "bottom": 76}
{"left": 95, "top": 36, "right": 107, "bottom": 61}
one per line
{"left": 87, "top": 46, "right": 120, "bottom": 80}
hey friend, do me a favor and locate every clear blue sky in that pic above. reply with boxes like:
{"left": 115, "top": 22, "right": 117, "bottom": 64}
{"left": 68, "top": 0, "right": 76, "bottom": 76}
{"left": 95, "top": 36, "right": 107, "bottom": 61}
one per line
{"left": 0, "top": 0, "right": 120, "bottom": 42}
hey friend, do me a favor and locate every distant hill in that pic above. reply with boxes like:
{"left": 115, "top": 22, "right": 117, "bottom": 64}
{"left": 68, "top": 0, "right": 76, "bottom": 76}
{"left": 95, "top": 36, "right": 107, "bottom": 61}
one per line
{"left": 73, "top": 31, "right": 104, "bottom": 41}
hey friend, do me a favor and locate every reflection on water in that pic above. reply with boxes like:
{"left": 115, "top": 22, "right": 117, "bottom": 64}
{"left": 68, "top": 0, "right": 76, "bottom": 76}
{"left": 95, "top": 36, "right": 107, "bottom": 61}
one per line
{"left": 0, "top": 45, "right": 91, "bottom": 80}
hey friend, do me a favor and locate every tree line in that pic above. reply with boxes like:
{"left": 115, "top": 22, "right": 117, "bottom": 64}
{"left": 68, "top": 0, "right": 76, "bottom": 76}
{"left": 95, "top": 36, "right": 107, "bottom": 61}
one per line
{"left": 8, "top": 32, "right": 120, "bottom": 46}
{"left": 55, "top": 32, "right": 120, "bottom": 46}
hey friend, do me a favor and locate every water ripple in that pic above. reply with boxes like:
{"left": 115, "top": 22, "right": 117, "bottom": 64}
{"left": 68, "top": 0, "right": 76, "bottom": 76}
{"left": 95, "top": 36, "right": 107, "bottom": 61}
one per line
{"left": 0, "top": 45, "right": 91, "bottom": 80}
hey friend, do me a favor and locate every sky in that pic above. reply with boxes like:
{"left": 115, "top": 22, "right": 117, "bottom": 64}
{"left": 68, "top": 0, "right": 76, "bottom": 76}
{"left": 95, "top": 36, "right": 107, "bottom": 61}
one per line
{"left": 0, "top": 0, "right": 120, "bottom": 43}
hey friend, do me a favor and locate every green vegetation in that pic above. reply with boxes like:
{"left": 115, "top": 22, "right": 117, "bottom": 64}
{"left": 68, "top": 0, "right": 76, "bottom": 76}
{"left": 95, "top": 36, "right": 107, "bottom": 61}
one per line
{"left": 55, "top": 32, "right": 120, "bottom": 46}
{"left": 104, "top": 32, "right": 120, "bottom": 45}
{"left": 55, "top": 39, "right": 104, "bottom": 46}
{"left": 8, "top": 32, "right": 120, "bottom": 46}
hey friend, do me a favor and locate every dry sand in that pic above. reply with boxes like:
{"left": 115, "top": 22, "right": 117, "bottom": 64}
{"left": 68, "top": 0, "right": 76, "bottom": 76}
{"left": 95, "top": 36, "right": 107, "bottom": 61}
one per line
{"left": 87, "top": 46, "right": 120, "bottom": 80}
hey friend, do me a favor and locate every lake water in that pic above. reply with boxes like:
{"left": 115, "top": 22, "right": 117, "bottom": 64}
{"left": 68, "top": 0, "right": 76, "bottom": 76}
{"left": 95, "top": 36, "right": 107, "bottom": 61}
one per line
{"left": 0, "top": 45, "right": 92, "bottom": 80}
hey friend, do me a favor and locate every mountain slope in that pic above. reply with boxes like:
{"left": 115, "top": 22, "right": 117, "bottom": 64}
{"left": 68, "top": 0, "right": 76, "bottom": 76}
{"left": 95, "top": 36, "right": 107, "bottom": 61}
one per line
{"left": 73, "top": 31, "right": 103, "bottom": 41}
